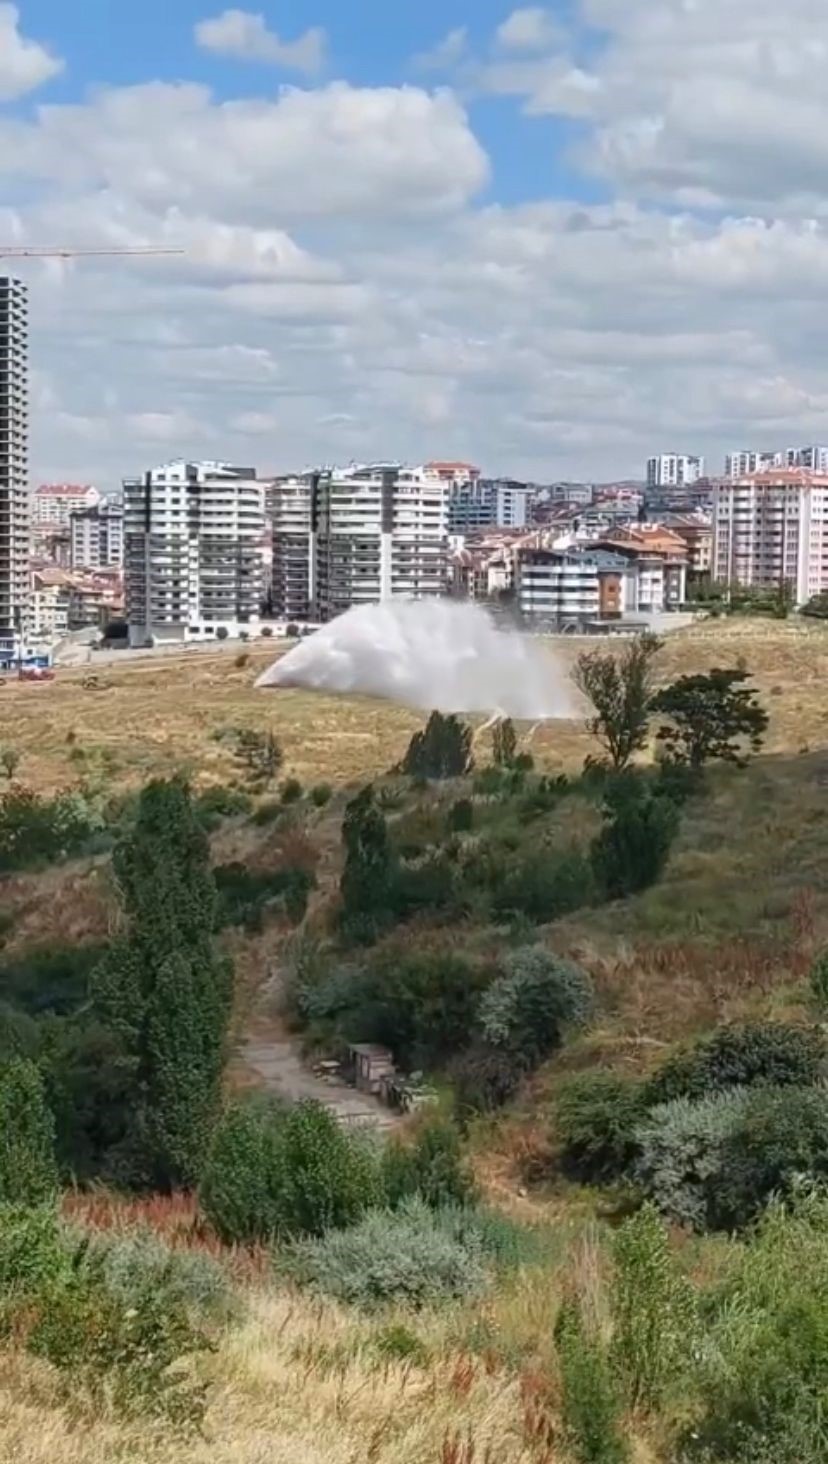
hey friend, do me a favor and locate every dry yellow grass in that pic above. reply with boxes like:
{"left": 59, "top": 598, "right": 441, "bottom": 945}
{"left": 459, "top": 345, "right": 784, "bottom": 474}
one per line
{"left": 0, "top": 1269, "right": 665, "bottom": 1464}
{"left": 3, "top": 618, "right": 828, "bottom": 797}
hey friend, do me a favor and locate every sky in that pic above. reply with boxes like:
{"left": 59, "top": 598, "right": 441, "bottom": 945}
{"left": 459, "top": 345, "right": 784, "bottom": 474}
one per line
{"left": 4, "top": 2, "right": 828, "bottom": 485}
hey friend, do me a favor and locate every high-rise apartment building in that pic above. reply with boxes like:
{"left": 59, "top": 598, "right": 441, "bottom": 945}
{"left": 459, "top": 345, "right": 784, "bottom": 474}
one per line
{"left": 0, "top": 277, "right": 30, "bottom": 652}
{"left": 448, "top": 478, "right": 534, "bottom": 534}
{"left": 123, "top": 461, "right": 265, "bottom": 646}
{"left": 70, "top": 502, "right": 124, "bottom": 571}
{"left": 269, "top": 464, "right": 450, "bottom": 621}
{"left": 646, "top": 454, "right": 704, "bottom": 490}
{"left": 713, "top": 469, "right": 828, "bottom": 605}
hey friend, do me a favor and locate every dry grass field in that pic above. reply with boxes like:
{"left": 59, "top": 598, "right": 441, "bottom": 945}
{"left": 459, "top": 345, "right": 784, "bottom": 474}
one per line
{"left": 2, "top": 619, "right": 828, "bottom": 797}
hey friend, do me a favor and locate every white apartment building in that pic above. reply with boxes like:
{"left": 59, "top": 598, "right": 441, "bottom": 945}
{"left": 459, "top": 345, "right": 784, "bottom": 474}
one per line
{"left": 713, "top": 469, "right": 828, "bottom": 605}
{"left": 448, "top": 479, "right": 534, "bottom": 534}
{"left": 33, "top": 483, "right": 99, "bottom": 528}
{"left": 123, "top": 461, "right": 265, "bottom": 646}
{"left": 646, "top": 454, "right": 704, "bottom": 490}
{"left": 0, "top": 277, "right": 30, "bottom": 652}
{"left": 725, "top": 446, "right": 828, "bottom": 479}
{"left": 270, "top": 464, "right": 451, "bottom": 621}
{"left": 515, "top": 549, "right": 637, "bottom": 624}
{"left": 70, "top": 502, "right": 124, "bottom": 571}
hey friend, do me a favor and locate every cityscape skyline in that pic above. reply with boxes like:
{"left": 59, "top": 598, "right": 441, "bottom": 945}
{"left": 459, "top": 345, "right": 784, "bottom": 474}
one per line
{"left": 3, "top": 2, "right": 828, "bottom": 483}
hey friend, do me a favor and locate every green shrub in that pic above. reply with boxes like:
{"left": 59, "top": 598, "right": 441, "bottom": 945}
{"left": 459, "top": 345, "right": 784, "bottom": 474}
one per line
{"left": 251, "top": 799, "right": 283, "bottom": 827}
{"left": 0, "top": 1001, "right": 41, "bottom": 1063}
{"left": 390, "top": 852, "right": 457, "bottom": 920}
{"left": 312, "top": 948, "right": 491, "bottom": 1071}
{"left": 80, "top": 1228, "right": 234, "bottom": 1323}
{"left": 28, "top": 1255, "right": 213, "bottom": 1428}
{"left": 286, "top": 1197, "right": 487, "bottom": 1310}
{"left": 280, "top": 778, "right": 304, "bottom": 804}
{"left": 0, "top": 1205, "right": 71, "bottom": 1323}
{"left": 556, "top": 1073, "right": 648, "bottom": 1184}
{"left": 485, "top": 847, "right": 596, "bottom": 924}
{"left": 480, "top": 946, "right": 593, "bottom": 1069}
{"left": 714, "top": 1085, "right": 828, "bottom": 1231}
{"left": 199, "top": 1096, "right": 288, "bottom": 1243}
{"left": 339, "top": 785, "right": 394, "bottom": 945}
{"left": 401, "top": 712, "right": 473, "bottom": 780}
{"left": 0, "top": 941, "right": 105, "bottom": 1017}
{"left": 309, "top": 783, "right": 333, "bottom": 808}
{"left": 447, "top": 798, "right": 474, "bottom": 832}
{"left": 611, "top": 1203, "right": 695, "bottom": 1409}
{"left": 194, "top": 785, "right": 253, "bottom": 830}
{"left": 0, "top": 1057, "right": 58, "bottom": 1205}
{"left": 382, "top": 1118, "right": 475, "bottom": 1210}
{"left": 591, "top": 783, "right": 679, "bottom": 899}
{"left": 685, "top": 1191, "right": 828, "bottom": 1462}
{"left": 0, "top": 787, "right": 102, "bottom": 871}
{"left": 45, "top": 1018, "right": 137, "bottom": 1181}
{"left": 201, "top": 1097, "right": 381, "bottom": 1243}
{"left": 213, "top": 861, "right": 314, "bottom": 931}
{"left": 644, "top": 1023, "right": 825, "bottom": 1107}
{"left": 373, "top": 1322, "right": 430, "bottom": 1365}
{"left": 634, "top": 1088, "right": 749, "bottom": 1231}
{"left": 555, "top": 1298, "right": 628, "bottom": 1464}
{"left": 451, "top": 1043, "right": 525, "bottom": 1119}
{"left": 810, "top": 950, "right": 828, "bottom": 1012}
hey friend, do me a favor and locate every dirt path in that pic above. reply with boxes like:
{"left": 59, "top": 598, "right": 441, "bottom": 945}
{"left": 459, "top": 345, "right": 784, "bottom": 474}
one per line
{"left": 236, "top": 970, "right": 398, "bottom": 1132}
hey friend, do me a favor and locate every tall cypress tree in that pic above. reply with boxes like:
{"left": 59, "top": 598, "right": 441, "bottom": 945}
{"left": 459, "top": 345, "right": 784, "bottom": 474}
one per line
{"left": 93, "top": 778, "right": 232, "bottom": 1189}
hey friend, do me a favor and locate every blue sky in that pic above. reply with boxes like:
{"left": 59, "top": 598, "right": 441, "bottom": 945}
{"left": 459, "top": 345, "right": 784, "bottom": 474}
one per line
{"left": 15, "top": 0, "right": 594, "bottom": 207}
{"left": 1, "top": 2, "right": 827, "bottom": 483}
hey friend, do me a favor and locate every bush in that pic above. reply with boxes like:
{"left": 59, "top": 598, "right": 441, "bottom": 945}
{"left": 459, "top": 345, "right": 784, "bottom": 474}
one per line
{"left": 685, "top": 1190, "right": 828, "bottom": 1462}
{"left": 312, "top": 949, "right": 491, "bottom": 1071}
{"left": 810, "top": 949, "right": 828, "bottom": 1012}
{"left": 557, "top": 1073, "right": 648, "bottom": 1184}
{"left": 401, "top": 712, "right": 473, "bottom": 780}
{"left": 0, "top": 787, "right": 102, "bottom": 871}
{"left": 644, "top": 1023, "right": 825, "bottom": 1108}
{"left": 382, "top": 1118, "right": 475, "bottom": 1210}
{"left": 451, "top": 1043, "right": 525, "bottom": 1119}
{"left": 591, "top": 783, "right": 680, "bottom": 899}
{"left": 0, "top": 941, "right": 105, "bottom": 1017}
{"left": 201, "top": 1097, "right": 381, "bottom": 1243}
{"left": 199, "top": 1096, "right": 287, "bottom": 1243}
{"left": 634, "top": 1088, "right": 750, "bottom": 1231}
{"left": 27, "top": 1256, "right": 213, "bottom": 1428}
{"left": 80, "top": 1228, "right": 234, "bottom": 1323}
{"left": 714, "top": 1085, "right": 828, "bottom": 1231}
{"left": 0, "top": 1058, "right": 58, "bottom": 1205}
{"left": 286, "top": 1197, "right": 487, "bottom": 1310}
{"left": 194, "top": 785, "right": 252, "bottom": 830}
{"left": 213, "top": 861, "right": 314, "bottom": 931}
{"left": 390, "top": 852, "right": 457, "bottom": 920}
{"left": 0, "top": 1204, "right": 71, "bottom": 1323}
{"left": 555, "top": 1298, "right": 628, "bottom": 1464}
{"left": 485, "top": 847, "right": 596, "bottom": 924}
{"left": 310, "top": 783, "right": 333, "bottom": 808}
{"left": 480, "top": 946, "right": 593, "bottom": 1069}
{"left": 610, "top": 1203, "right": 695, "bottom": 1409}
{"left": 447, "top": 798, "right": 474, "bottom": 833}
{"left": 280, "top": 778, "right": 304, "bottom": 804}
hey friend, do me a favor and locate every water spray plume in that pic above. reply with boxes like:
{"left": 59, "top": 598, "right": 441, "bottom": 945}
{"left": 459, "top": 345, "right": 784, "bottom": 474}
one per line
{"left": 256, "top": 599, "right": 576, "bottom": 721}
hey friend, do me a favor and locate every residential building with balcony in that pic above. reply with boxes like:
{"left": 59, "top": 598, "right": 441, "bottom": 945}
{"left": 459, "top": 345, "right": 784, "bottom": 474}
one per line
{"left": 123, "top": 461, "right": 265, "bottom": 646}
{"left": 70, "top": 502, "right": 124, "bottom": 571}
{"left": 712, "top": 469, "right": 828, "bottom": 605}
{"left": 646, "top": 454, "right": 704, "bottom": 490}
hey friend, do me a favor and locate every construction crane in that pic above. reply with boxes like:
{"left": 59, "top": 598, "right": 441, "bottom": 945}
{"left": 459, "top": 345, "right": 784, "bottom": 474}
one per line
{"left": 0, "top": 247, "right": 183, "bottom": 260}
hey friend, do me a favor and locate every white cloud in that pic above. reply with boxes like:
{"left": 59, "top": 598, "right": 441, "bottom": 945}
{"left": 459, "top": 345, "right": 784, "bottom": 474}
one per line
{"left": 413, "top": 27, "right": 468, "bottom": 71}
{"left": 195, "top": 9, "right": 326, "bottom": 74}
{"left": 0, "top": 82, "right": 488, "bottom": 221}
{"left": 495, "top": 7, "right": 560, "bottom": 53}
{"left": 0, "top": 2, "right": 62, "bottom": 100}
{"left": 483, "top": 0, "right": 828, "bottom": 213}
{"left": 6, "top": 30, "right": 828, "bottom": 484}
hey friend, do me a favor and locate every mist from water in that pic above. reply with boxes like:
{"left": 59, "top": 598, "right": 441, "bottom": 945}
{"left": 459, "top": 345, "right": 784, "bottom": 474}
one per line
{"left": 255, "top": 599, "right": 577, "bottom": 720}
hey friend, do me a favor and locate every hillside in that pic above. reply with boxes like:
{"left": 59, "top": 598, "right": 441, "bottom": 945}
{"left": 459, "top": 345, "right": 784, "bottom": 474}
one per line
{"left": 3, "top": 618, "right": 828, "bottom": 1464}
